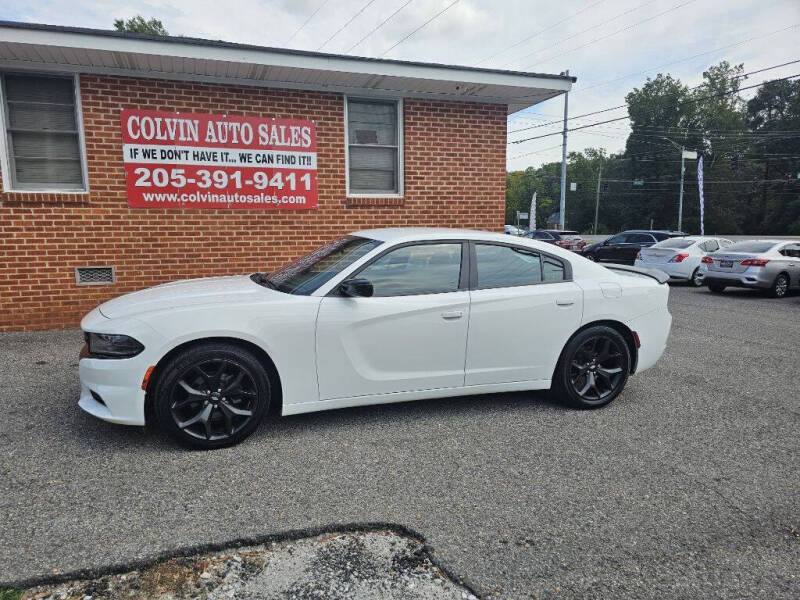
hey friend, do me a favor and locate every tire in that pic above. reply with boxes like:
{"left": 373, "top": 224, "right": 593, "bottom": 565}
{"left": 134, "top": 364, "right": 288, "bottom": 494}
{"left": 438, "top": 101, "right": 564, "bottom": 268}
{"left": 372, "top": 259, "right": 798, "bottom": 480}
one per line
{"left": 708, "top": 282, "right": 726, "bottom": 294}
{"left": 768, "top": 273, "right": 790, "bottom": 298}
{"left": 689, "top": 267, "right": 703, "bottom": 287}
{"left": 585, "top": 253, "right": 597, "bottom": 262}
{"left": 551, "top": 326, "right": 631, "bottom": 410}
{"left": 153, "top": 342, "right": 270, "bottom": 449}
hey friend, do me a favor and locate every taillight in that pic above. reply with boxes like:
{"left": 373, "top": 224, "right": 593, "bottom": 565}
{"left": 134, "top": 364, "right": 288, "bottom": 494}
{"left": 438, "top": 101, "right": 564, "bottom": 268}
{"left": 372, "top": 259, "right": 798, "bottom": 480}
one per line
{"left": 741, "top": 258, "right": 770, "bottom": 267}
{"left": 556, "top": 240, "right": 570, "bottom": 247}
{"left": 669, "top": 253, "right": 690, "bottom": 263}
{"left": 701, "top": 256, "right": 713, "bottom": 264}
{"left": 635, "top": 251, "right": 642, "bottom": 260}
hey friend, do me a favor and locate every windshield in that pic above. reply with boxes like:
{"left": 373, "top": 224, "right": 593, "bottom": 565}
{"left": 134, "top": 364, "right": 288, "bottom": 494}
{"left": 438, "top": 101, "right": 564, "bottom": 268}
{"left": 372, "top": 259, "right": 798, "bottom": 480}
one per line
{"left": 653, "top": 239, "right": 694, "bottom": 249}
{"left": 724, "top": 241, "right": 778, "bottom": 253}
{"left": 262, "top": 235, "right": 382, "bottom": 295}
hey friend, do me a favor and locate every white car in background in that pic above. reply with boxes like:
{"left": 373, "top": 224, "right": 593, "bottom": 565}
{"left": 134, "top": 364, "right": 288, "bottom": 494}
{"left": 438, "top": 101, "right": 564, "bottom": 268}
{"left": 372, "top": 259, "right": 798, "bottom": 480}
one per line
{"left": 634, "top": 236, "right": 733, "bottom": 286}
{"left": 78, "top": 228, "right": 673, "bottom": 449}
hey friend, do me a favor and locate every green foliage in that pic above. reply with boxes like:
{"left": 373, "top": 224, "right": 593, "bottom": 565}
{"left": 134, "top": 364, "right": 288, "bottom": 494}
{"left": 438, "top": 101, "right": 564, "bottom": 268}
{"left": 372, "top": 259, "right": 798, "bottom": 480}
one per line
{"left": 0, "top": 589, "right": 22, "bottom": 600}
{"left": 113, "top": 16, "right": 169, "bottom": 35}
{"left": 507, "top": 61, "right": 800, "bottom": 234}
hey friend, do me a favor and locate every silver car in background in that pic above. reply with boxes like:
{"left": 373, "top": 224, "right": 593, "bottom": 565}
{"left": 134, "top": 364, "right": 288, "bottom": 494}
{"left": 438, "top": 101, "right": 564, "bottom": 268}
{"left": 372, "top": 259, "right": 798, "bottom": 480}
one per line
{"left": 698, "top": 240, "right": 800, "bottom": 297}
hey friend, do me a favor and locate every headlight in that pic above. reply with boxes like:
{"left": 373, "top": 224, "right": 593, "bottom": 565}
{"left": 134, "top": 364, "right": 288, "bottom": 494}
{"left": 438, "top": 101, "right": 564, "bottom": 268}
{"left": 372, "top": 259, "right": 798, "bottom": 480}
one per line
{"left": 85, "top": 332, "right": 145, "bottom": 358}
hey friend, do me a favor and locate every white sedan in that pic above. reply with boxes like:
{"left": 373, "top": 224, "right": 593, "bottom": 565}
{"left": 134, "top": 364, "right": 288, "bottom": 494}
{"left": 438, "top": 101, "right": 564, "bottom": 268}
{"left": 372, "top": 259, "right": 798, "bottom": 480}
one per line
{"left": 634, "top": 236, "right": 733, "bottom": 286}
{"left": 79, "top": 229, "right": 672, "bottom": 448}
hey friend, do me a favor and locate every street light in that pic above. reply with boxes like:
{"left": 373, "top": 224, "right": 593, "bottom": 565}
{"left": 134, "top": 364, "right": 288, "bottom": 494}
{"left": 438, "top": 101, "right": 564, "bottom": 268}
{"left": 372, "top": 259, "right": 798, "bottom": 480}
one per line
{"left": 659, "top": 137, "right": 697, "bottom": 232}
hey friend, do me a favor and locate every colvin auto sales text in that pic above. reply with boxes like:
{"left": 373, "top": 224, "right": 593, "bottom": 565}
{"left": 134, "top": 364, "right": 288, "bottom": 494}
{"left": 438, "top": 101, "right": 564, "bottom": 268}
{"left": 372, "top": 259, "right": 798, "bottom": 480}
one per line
{"left": 125, "top": 115, "right": 313, "bottom": 148}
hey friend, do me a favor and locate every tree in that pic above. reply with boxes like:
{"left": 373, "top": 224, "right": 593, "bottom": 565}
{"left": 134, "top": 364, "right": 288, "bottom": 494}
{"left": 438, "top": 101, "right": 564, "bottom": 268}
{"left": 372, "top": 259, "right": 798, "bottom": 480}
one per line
{"left": 113, "top": 16, "right": 168, "bottom": 36}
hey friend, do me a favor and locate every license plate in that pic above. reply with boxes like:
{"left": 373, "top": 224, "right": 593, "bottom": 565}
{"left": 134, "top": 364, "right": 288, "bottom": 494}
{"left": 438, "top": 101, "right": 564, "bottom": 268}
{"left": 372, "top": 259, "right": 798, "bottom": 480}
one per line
{"left": 720, "top": 260, "right": 733, "bottom": 268}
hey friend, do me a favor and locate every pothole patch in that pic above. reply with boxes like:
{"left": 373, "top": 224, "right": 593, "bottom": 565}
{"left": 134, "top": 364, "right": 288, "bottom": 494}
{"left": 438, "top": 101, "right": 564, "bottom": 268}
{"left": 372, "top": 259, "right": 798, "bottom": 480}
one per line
{"left": 16, "top": 530, "right": 479, "bottom": 599}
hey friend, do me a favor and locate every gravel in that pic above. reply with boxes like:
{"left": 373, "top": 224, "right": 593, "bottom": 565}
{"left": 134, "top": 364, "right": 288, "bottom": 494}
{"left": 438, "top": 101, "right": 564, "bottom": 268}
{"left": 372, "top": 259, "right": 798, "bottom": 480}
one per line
{"left": 0, "top": 285, "right": 798, "bottom": 598}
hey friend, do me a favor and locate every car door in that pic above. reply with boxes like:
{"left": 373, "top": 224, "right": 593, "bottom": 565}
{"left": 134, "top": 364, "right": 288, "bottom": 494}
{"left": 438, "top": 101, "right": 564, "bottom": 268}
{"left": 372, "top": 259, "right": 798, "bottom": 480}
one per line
{"left": 464, "top": 242, "right": 582, "bottom": 385}
{"left": 779, "top": 243, "right": 800, "bottom": 287}
{"left": 316, "top": 241, "right": 470, "bottom": 400}
{"left": 597, "top": 234, "right": 627, "bottom": 262}
{"left": 623, "top": 233, "right": 657, "bottom": 264}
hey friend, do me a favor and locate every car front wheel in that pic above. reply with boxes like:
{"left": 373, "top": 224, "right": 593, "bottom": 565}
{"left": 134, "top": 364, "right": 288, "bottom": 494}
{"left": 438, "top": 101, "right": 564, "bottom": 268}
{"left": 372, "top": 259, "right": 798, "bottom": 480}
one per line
{"left": 552, "top": 326, "right": 630, "bottom": 409}
{"left": 153, "top": 342, "right": 270, "bottom": 449}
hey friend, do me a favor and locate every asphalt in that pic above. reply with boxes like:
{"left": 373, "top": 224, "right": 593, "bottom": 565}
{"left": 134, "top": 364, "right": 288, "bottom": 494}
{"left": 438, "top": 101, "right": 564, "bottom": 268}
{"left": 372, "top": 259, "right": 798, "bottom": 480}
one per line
{"left": 1, "top": 286, "right": 798, "bottom": 598}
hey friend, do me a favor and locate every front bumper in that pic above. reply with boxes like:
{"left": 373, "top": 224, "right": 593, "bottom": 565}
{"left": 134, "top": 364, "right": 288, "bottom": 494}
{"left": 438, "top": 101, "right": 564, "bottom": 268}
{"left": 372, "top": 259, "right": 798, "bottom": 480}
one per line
{"left": 697, "top": 266, "right": 771, "bottom": 289}
{"left": 79, "top": 355, "right": 149, "bottom": 426}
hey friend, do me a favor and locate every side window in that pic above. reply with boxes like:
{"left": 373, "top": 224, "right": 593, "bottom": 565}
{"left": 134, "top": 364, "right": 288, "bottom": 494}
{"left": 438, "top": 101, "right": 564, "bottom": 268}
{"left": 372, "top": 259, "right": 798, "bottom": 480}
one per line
{"left": 475, "top": 244, "right": 542, "bottom": 289}
{"left": 543, "top": 256, "right": 566, "bottom": 281}
{"left": 719, "top": 239, "right": 733, "bottom": 248}
{"left": 357, "top": 243, "right": 462, "bottom": 296}
{"left": 534, "top": 231, "right": 551, "bottom": 240}
{"left": 779, "top": 244, "right": 800, "bottom": 258}
{"left": 608, "top": 234, "right": 627, "bottom": 244}
{"left": 629, "top": 233, "right": 655, "bottom": 244}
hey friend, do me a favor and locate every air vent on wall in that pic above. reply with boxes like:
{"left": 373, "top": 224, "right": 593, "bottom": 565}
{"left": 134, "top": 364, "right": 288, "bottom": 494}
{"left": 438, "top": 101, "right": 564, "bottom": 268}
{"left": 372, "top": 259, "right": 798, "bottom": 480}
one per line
{"left": 75, "top": 266, "right": 115, "bottom": 286}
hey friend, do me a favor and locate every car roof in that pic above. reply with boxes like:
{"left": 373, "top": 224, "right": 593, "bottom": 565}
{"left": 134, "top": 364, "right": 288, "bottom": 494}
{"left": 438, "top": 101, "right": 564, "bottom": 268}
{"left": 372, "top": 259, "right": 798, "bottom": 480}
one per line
{"left": 352, "top": 227, "right": 514, "bottom": 243}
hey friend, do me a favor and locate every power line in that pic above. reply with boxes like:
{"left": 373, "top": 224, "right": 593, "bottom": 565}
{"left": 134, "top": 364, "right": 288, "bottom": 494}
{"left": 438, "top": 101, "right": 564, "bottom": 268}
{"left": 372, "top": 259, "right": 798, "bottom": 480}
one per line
{"left": 317, "top": 0, "right": 381, "bottom": 51}
{"left": 345, "top": 0, "right": 415, "bottom": 53}
{"left": 475, "top": 0, "right": 606, "bottom": 66}
{"left": 509, "top": 72, "right": 800, "bottom": 144}
{"left": 502, "top": 0, "right": 658, "bottom": 70}
{"left": 379, "top": 0, "right": 460, "bottom": 57}
{"left": 575, "top": 23, "right": 800, "bottom": 95}
{"left": 285, "top": 0, "right": 332, "bottom": 45}
{"left": 522, "top": 0, "right": 698, "bottom": 70}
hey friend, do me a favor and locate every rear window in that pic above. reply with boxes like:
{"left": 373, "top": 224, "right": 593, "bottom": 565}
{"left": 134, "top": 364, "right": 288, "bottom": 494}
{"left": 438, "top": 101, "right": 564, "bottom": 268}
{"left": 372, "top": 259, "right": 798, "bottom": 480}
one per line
{"left": 725, "top": 241, "right": 778, "bottom": 253}
{"left": 559, "top": 234, "right": 582, "bottom": 241}
{"left": 654, "top": 239, "right": 694, "bottom": 249}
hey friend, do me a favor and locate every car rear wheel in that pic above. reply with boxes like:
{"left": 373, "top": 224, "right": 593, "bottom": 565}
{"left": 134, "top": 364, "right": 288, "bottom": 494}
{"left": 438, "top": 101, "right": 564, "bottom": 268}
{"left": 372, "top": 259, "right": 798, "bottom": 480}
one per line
{"left": 690, "top": 267, "right": 703, "bottom": 287}
{"left": 768, "top": 273, "right": 790, "bottom": 298}
{"left": 708, "top": 283, "right": 726, "bottom": 293}
{"left": 153, "top": 342, "right": 270, "bottom": 449}
{"left": 552, "top": 326, "right": 630, "bottom": 409}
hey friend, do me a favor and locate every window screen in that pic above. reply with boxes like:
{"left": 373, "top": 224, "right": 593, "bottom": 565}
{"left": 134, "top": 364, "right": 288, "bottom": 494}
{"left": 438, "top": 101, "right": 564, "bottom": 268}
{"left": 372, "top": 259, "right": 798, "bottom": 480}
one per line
{"left": 358, "top": 243, "right": 461, "bottom": 296}
{"left": 475, "top": 244, "right": 543, "bottom": 289}
{"left": 347, "top": 98, "right": 400, "bottom": 194}
{"left": 2, "top": 73, "right": 85, "bottom": 190}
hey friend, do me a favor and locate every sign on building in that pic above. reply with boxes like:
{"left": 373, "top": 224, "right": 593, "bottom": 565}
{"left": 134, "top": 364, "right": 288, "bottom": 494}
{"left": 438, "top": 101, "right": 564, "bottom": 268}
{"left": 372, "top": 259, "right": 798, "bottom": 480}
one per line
{"left": 120, "top": 109, "right": 318, "bottom": 209}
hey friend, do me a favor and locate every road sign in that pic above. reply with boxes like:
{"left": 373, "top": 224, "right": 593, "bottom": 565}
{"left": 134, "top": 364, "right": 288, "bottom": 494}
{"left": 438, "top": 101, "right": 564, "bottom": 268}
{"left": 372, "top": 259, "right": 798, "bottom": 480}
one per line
{"left": 682, "top": 150, "right": 698, "bottom": 160}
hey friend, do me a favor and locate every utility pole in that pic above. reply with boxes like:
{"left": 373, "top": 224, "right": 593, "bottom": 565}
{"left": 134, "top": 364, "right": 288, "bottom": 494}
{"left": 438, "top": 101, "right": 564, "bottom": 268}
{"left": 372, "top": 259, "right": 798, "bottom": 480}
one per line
{"left": 559, "top": 70, "right": 569, "bottom": 230}
{"left": 593, "top": 163, "right": 602, "bottom": 235}
{"left": 659, "top": 137, "right": 695, "bottom": 232}
{"left": 678, "top": 145, "right": 685, "bottom": 232}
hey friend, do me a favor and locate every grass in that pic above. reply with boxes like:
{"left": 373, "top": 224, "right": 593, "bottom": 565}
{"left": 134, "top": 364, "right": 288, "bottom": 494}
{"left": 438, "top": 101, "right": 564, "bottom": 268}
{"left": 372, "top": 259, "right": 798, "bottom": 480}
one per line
{"left": 0, "top": 590, "right": 22, "bottom": 600}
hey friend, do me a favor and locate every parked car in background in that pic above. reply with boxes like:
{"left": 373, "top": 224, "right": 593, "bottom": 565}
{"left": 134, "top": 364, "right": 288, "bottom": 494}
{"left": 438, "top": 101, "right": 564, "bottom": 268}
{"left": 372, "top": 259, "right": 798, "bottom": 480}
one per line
{"left": 698, "top": 239, "right": 800, "bottom": 297}
{"left": 582, "top": 230, "right": 686, "bottom": 265}
{"left": 78, "top": 228, "right": 673, "bottom": 448}
{"left": 525, "top": 229, "right": 587, "bottom": 252}
{"left": 504, "top": 225, "right": 524, "bottom": 236}
{"left": 634, "top": 236, "right": 733, "bottom": 286}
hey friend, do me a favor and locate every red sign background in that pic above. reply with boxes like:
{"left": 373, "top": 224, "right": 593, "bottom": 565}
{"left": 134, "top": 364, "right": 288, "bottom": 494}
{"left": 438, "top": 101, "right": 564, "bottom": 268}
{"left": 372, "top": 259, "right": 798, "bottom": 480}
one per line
{"left": 120, "top": 109, "right": 318, "bottom": 209}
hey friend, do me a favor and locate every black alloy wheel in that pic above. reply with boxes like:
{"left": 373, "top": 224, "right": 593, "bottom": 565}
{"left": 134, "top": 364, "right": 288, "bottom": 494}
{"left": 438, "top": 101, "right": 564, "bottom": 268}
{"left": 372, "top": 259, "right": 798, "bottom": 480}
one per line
{"left": 769, "top": 273, "right": 789, "bottom": 298}
{"left": 154, "top": 343, "right": 270, "bottom": 448}
{"left": 553, "top": 326, "right": 630, "bottom": 409}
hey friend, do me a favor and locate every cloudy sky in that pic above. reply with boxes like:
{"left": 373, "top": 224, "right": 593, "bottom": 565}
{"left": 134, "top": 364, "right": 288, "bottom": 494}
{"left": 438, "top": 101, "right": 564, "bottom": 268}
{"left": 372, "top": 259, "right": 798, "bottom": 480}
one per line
{"left": 3, "top": 0, "right": 799, "bottom": 170}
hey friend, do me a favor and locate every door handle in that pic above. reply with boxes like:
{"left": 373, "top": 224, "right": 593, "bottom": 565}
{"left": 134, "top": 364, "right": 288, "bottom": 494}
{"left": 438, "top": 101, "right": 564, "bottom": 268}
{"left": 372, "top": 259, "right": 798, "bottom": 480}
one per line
{"left": 441, "top": 310, "right": 464, "bottom": 320}
{"left": 556, "top": 299, "right": 575, "bottom": 306}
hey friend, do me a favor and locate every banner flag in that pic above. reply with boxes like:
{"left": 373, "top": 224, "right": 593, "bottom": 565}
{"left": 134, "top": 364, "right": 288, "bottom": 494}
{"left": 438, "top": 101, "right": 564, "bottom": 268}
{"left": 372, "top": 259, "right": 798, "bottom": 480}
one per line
{"left": 530, "top": 192, "right": 537, "bottom": 230}
{"left": 698, "top": 155, "right": 705, "bottom": 235}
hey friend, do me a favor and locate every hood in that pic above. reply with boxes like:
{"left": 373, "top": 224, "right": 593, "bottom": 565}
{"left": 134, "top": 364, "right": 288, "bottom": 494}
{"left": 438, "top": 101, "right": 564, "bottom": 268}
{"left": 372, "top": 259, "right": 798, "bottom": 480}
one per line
{"left": 98, "top": 275, "right": 280, "bottom": 319}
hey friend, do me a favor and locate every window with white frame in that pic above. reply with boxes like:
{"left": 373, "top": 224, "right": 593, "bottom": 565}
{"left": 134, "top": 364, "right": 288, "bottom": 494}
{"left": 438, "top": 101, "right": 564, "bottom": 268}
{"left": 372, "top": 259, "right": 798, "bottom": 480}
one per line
{"left": 346, "top": 97, "right": 402, "bottom": 196}
{"left": 1, "top": 72, "right": 87, "bottom": 191}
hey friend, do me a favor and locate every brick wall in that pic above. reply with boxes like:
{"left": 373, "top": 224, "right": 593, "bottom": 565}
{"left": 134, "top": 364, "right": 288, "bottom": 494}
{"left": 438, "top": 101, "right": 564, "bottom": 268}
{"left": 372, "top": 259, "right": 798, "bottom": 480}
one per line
{"left": 0, "top": 74, "right": 507, "bottom": 331}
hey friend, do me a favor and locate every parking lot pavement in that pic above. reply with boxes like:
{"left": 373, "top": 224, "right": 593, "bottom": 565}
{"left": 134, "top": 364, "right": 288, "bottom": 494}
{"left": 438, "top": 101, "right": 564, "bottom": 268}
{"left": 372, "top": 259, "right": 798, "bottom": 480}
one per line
{"left": 1, "top": 286, "right": 798, "bottom": 599}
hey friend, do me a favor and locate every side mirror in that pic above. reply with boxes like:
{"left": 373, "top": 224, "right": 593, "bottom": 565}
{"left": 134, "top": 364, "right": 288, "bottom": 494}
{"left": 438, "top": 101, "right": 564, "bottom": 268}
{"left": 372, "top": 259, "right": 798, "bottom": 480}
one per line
{"left": 339, "top": 278, "right": 374, "bottom": 298}
{"left": 603, "top": 239, "right": 610, "bottom": 246}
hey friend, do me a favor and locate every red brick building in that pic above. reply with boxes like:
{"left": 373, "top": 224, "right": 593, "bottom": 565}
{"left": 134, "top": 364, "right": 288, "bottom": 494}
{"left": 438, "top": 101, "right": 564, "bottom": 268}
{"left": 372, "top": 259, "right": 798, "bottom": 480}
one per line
{"left": 0, "top": 21, "right": 573, "bottom": 330}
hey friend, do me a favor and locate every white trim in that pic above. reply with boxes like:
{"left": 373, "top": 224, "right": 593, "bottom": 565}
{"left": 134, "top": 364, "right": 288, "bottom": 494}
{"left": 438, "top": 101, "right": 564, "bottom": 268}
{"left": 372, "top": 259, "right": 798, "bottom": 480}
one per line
{"left": 344, "top": 95, "right": 404, "bottom": 198}
{"left": 0, "top": 25, "right": 573, "bottom": 92}
{"left": 0, "top": 70, "right": 89, "bottom": 193}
